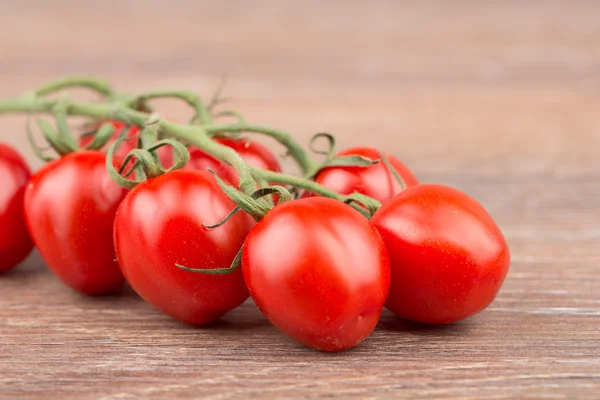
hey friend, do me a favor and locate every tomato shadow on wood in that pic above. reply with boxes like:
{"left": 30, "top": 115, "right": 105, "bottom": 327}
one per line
{"left": 377, "top": 310, "right": 472, "bottom": 335}
{"left": 198, "top": 317, "right": 274, "bottom": 332}
{"left": 164, "top": 317, "right": 274, "bottom": 333}
{"left": 60, "top": 283, "right": 146, "bottom": 313}
{"left": 0, "top": 251, "right": 47, "bottom": 279}
{"left": 160, "top": 300, "right": 275, "bottom": 332}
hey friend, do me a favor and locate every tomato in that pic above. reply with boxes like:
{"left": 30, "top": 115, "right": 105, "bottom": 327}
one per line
{"left": 24, "top": 151, "right": 127, "bottom": 294}
{"left": 371, "top": 184, "right": 510, "bottom": 324}
{"left": 0, "top": 144, "right": 33, "bottom": 272}
{"left": 79, "top": 121, "right": 173, "bottom": 169}
{"left": 114, "top": 169, "right": 253, "bottom": 325}
{"left": 242, "top": 197, "right": 390, "bottom": 352}
{"left": 186, "top": 146, "right": 239, "bottom": 185}
{"left": 303, "top": 147, "right": 418, "bottom": 203}
{"left": 186, "top": 137, "right": 281, "bottom": 186}
{"left": 216, "top": 137, "right": 281, "bottom": 173}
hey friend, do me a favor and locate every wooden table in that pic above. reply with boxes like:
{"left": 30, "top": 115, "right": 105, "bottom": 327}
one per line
{"left": 1, "top": 1, "right": 598, "bottom": 398}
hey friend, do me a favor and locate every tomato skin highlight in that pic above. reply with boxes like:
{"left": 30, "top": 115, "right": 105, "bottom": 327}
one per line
{"left": 24, "top": 151, "right": 127, "bottom": 294}
{"left": 242, "top": 197, "right": 390, "bottom": 352}
{"left": 371, "top": 184, "right": 510, "bottom": 324}
{"left": 304, "top": 146, "right": 418, "bottom": 203}
{"left": 0, "top": 144, "right": 33, "bottom": 272}
{"left": 114, "top": 170, "right": 253, "bottom": 326}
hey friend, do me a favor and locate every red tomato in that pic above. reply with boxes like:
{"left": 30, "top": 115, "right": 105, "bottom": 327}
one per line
{"left": 0, "top": 144, "right": 33, "bottom": 272}
{"left": 114, "top": 170, "right": 253, "bottom": 325}
{"left": 186, "top": 137, "right": 281, "bottom": 186}
{"left": 371, "top": 184, "right": 510, "bottom": 324}
{"left": 24, "top": 151, "right": 127, "bottom": 294}
{"left": 79, "top": 121, "right": 174, "bottom": 170}
{"left": 303, "top": 147, "right": 418, "bottom": 203}
{"left": 217, "top": 137, "right": 281, "bottom": 172}
{"left": 242, "top": 197, "right": 390, "bottom": 352}
{"left": 185, "top": 146, "right": 239, "bottom": 185}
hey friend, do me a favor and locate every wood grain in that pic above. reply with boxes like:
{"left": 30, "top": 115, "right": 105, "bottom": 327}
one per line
{"left": 0, "top": 1, "right": 599, "bottom": 399}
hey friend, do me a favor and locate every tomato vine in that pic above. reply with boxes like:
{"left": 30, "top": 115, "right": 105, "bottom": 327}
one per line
{"left": 0, "top": 76, "right": 380, "bottom": 218}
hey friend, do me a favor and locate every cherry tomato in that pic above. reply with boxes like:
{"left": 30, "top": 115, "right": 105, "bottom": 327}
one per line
{"left": 79, "top": 121, "right": 174, "bottom": 169}
{"left": 24, "top": 151, "right": 127, "bottom": 294}
{"left": 304, "top": 147, "right": 418, "bottom": 203}
{"left": 371, "top": 184, "right": 510, "bottom": 324}
{"left": 217, "top": 137, "right": 281, "bottom": 173}
{"left": 186, "top": 137, "right": 281, "bottom": 186}
{"left": 0, "top": 144, "right": 33, "bottom": 272}
{"left": 114, "top": 170, "right": 253, "bottom": 325}
{"left": 185, "top": 146, "right": 239, "bottom": 185}
{"left": 242, "top": 197, "right": 390, "bottom": 352}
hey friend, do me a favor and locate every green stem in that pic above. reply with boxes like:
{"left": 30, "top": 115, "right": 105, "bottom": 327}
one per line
{"left": 160, "top": 121, "right": 257, "bottom": 195}
{"left": 35, "top": 76, "right": 114, "bottom": 97}
{"left": 378, "top": 151, "right": 406, "bottom": 190}
{"left": 0, "top": 96, "right": 54, "bottom": 113}
{"left": 253, "top": 168, "right": 340, "bottom": 200}
{"left": 52, "top": 97, "right": 80, "bottom": 151}
{"left": 0, "top": 96, "right": 255, "bottom": 195}
{"left": 253, "top": 169, "right": 371, "bottom": 218}
{"left": 130, "top": 90, "right": 212, "bottom": 125}
{"left": 213, "top": 110, "right": 246, "bottom": 124}
{"left": 204, "top": 124, "right": 318, "bottom": 176}
{"left": 0, "top": 94, "right": 379, "bottom": 216}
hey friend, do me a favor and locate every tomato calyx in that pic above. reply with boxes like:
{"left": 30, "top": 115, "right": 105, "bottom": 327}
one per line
{"left": 344, "top": 192, "right": 382, "bottom": 215}
{"left": 175, "top": 173, "right": 292, "bottom": 276}
{"left": 207, "top": 169, "right": 293, "bottom": 224}
{"left": 106, "top": 139, "right": 189, "bottom": 189}
{"left": 105, "top": 116, "right": 190, "bottom": 189}
{"left": 205, "top": 178, "right": 291, "bottom": 228}
{"left": 26, "top": 107, "right": 119, "bottom": 162}
{"left": 78, "top": 122, "right": 119, "bottom": 151}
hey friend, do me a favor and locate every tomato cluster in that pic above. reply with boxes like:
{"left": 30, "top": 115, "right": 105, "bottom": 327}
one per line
{"left": 1, "top": 108, "right": 510, "bottom": 352}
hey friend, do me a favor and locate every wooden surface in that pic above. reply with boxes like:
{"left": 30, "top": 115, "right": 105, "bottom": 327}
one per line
{"left": 1, "top": 1, "right": 599, "bottom": 398}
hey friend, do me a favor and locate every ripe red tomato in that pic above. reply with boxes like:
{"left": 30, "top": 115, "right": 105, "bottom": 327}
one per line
{"left": 79, "top": 121, "right": 174, "bottom": 169}
{"left": 371, "top": 184, "right": 510, "bottom": 324}
{"left": 114, "top": 169, "right": 253, "bottom": 325}
{"left": 24, "top": 151, "right": 127, "bottom": 294}
{"left": 186, "top": 137, "right": 281, "bottom": 186}
{"left": 0, "top": 144, "right": 33, "bottom": 272}
{"left": 304, "top": 147, "right": 418, "bottom": 203}
{"left": 242, "top": 197, "right": 390, "bottom": 352}
{"left": 217, "top": 137, "right": 281, "bottom": 172}
{"left": 186, "top": 146, "right": 238, "bottom": 185}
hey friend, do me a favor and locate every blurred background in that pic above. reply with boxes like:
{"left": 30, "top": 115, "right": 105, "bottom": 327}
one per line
{"left": 2, "top": 0, "right": 598, "bottom": 175}
{"left": 1, "top": 0, "right": 599, "bottom": 250}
